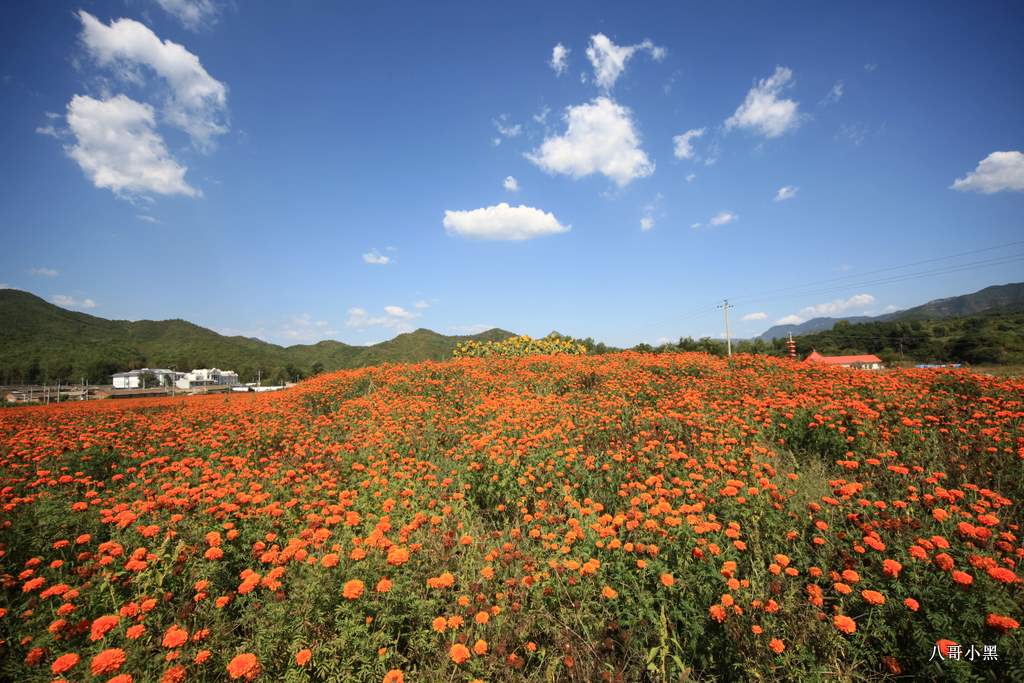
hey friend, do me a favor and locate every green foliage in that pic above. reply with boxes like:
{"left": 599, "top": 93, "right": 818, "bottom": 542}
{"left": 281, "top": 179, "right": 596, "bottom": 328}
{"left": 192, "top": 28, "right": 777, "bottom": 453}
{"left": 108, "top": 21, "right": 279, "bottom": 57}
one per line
{"left": 792, "top": 311, "right": 1024, "bottom": 365}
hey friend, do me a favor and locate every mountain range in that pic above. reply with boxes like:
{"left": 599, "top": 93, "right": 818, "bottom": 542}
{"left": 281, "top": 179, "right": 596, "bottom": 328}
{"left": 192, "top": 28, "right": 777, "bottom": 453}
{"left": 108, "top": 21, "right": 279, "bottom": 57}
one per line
{"left": 757, "top": 282, "right": 1024, "bottom": 340}
{"left": 0, "top": 289, "right": 514, "bottom": 385}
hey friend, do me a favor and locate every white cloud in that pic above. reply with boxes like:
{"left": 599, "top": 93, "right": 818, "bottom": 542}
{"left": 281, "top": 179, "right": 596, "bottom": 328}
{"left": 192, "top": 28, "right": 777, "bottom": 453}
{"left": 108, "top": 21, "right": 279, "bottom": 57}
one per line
{"left": 709, "top": 211, "right": 738, "bottom": 226}
{"left": 525, "top": 97, "right": 654, "bottom": 186}
{"left": 493, "top": 114, "right": 521, "bottom": 139}
{"left": 0, "top": 283, "right": 9, "bottom": 289}
{"left": 384, "top": 305, "right": 415, "bottom": 319}
{"left": 35, "top": 122, "right": 63, "bottom": 138}
{"left": 685, "top": 173, "right": 696, "bottom": 183}
{"left": 65, "top": 94, "right": 199, "bottom": 198}
{"left": 346, "top": 305, "right": 421, "bottom": 332}
{"left": 837, "top": 122, "right": 869, "bottom": 146}
{"left": 550, "top": 43, "right": 569, "bottom": 76}
{"left": 640, "top": 216, "right": 654, "bottom": 231}
{"left": 725, "top": 66, "right": 802, "bottom": 138}
{"left": 77, "top": 11, "right": 228, "bottom": 150}
{"left": 280, "top": 313, "right": 337, "bottom": 342}
{"left": 532, "top": 106, "right": 550, "bottom": 125}
{"left": 742, "top": 311, "right": 768, "bottom": 321}
{"left": 413, "top": 300, "right": 430, "bottom": 309}
{"left": 52, "top": 294, "right": 97, "bottom": 309}
{"left": 503, "top": 175, "right": 519, "bottom": 192}
{"left": 797, "top": 293, "right": 875, "bottom": 318}
{"left": 585, "top": 33, "right": 666, "bottom": 90}
{"left": 672, "top": 127, "right": 705, "bottom": 160}
{"left": 30, "top": 267, "right": 59, "bottom": 277}
{"left": 775, "top": 314, "right": 804, "bottom": 325}
{"left": 443, "top": 203, "right": 569, "bottom": 241}
{"left": 690, "top": 222, "right": 701, "bottom": 229}
{"left": 136, "top": 214, "right": 159, "bottom": 223}
{"left": 154, "top": 0, "right": 220, "bottom": 31}
{"left": 362, "top": 250, "right": 391, "bottom": 265}
{"left": 820, "top": 80, "right": 844, "bottom": 106}
{"left": 951, "top": 151, "right": 1024, "bottom": 194}
{"left": 864, "top": 63, "right": 878, "bottom": 72}
{"left": 451, "top": 323, "right": 493, "bottom": 335}
{"left": 774, "top": 185, "right": 798, "bottom": 202}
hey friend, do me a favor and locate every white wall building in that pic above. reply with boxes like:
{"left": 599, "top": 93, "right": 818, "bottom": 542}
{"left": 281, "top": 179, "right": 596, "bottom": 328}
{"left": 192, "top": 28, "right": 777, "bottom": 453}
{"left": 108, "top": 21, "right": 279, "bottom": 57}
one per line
{"left": 175, "top": 368, "right": 240, "bottom": 389}
{"left": 112, "top": 369, "right": 183, "bottom": 389}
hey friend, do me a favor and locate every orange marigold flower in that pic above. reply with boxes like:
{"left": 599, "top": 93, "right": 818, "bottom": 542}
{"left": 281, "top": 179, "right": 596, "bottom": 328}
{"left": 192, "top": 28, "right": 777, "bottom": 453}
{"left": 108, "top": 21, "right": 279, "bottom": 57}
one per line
{"left": 474, "top": 610, "right": 490, "bottom": 624}
{"left": 951, "top": 570, "right": 973, "bottom": 586}
{"left": 195, "top": 650, "right": 211, "bottom": 664}
{"left": 427, "top": 572, "right": 455, "bottom": 589}
{"left": 862, "top": 590, "right": 885, "bottom": 606}
{"left": 769, "top": 638, "right": 785, "bottom": 655}
{"left": 882, "top": 559, "right": 902, "bottom": 578}
{"left": 709, "top": 604, "right": 726, "bottom": 623}
{"left": 342, "top": 578, "right": 365, "bottom": 600}
{"left": 296, "top": 648, "right": 312, "bottom": 666}
{"left": 602, "top": 586, "right": 618, "bottom": 599}
{"left": 162, "top": 625, "right": 189, "bottom": 649}
{"left": 431, "top": 616, "right": 447, "bottom": 633}
{"left": 90, "top": 614, "right": 120, "bottom": 641}
{"left": 161, "top": 664, "right": 187, "bottom": 683}
{"left": 987, "top": 566, "right": 1020, "bottom": 584}
{"left": 449, "top": 643, "right": 471, "bottom": 665}
{"left": 383, "top": 670, "right": 405, "bottom": 683}
{"left": 91, "top": 648, "right": 126, "bottom": 676}
{"left": 936, "top": 640, "right": 957, "bottom": 658}
{"left": 473, "top": 639, "right": 488, "bottom": 655}
{"left": 126, "top": 624, "right": 146, "bottom": 640}
{"left": 834, "top": 615, "right": 856, "bottom": 635}
{"left": 376, "top": 578, "right": 393, "bottom": 593}
{"left": 109, "top": 675, "right": 133, "bottom": 683}
{"left": 986, "top": 613, "right": 1020, "bottom": 632}
{"left": 904, "top": 597, "right": 920, "bottom": 612}
{"left": 387, "top": 547, "right": 410, "bottom": 566}
{"left": 660, "top": 573, "right": 675, "bottom": 587}
{"left": 227, "top": 653, "right": 261, "bottom": 680}
{"left": 52, "top": 653, "right": 80, "bottom": 675}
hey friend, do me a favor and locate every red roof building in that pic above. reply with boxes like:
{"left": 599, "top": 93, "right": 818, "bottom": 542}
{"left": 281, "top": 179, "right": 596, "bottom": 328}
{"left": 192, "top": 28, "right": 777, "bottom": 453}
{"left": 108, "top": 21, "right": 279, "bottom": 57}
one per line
{"left": 803, "top": 350, "right": 883, "bottom": 369}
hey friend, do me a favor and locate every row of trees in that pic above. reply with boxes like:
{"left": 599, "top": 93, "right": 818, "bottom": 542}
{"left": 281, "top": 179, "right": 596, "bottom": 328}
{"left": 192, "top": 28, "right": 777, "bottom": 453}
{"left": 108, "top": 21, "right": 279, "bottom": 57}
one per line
{"left": 629, "top": 312, "right": 1024, "bottom": 366}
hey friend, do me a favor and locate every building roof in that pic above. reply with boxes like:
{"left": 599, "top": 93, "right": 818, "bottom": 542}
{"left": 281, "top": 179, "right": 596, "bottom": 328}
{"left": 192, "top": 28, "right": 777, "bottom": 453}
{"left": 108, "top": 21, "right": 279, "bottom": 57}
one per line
{"left": 803, "top": 350, "right": 883, "bottom": 365}
{"left": 112, "top": 368, "right": 179, "bottom": 377}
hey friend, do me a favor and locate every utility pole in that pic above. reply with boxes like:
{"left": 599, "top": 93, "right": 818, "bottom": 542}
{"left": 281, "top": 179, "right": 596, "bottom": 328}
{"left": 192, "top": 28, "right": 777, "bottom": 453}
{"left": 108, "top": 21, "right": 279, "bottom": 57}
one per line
{"left": 718, "top": 299, "right": 732, "bottom": 358}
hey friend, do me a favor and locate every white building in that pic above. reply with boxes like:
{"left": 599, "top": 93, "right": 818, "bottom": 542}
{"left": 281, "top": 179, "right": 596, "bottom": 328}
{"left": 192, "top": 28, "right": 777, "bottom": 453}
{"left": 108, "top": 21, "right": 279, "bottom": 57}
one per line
{"left": 112, "top": 368, "right": 183, "bottom": 389}
{"left": 175, "top": 368, "right": 240, "bottom": 389}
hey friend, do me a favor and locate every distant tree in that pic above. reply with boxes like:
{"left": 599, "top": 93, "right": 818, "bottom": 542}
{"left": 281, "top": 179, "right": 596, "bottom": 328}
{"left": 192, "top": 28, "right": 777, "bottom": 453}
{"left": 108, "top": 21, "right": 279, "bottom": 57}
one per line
{"left": 138, "top": 371, "right": 160, "bottom": 388}
{"left": 311, "top": 362, "right": 325, "bottom": 376}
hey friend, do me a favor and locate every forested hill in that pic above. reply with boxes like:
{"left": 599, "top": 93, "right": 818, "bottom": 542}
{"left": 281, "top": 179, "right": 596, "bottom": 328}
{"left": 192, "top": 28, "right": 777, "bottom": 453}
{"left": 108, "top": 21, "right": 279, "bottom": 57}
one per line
{"left": 0, "top": 289, "right": 515, "bottom": 384}
{"left": 758, "top": 282, "right": 1024, "bottom": 340}
{"left": 790, "top": 311, "right": 1024, "bottom": 365}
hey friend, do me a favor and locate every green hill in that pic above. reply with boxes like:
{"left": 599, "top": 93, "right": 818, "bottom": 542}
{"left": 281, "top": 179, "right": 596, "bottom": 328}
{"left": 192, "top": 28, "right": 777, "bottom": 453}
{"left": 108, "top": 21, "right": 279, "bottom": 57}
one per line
{"left": 789, "top": 310, "right": 1024, "bottom": 365}
{"left": 758, "top": 282, "right": 1024, "bottom": 340}
{"left": 0, "top": 289, "right": 515, "bottom": 384}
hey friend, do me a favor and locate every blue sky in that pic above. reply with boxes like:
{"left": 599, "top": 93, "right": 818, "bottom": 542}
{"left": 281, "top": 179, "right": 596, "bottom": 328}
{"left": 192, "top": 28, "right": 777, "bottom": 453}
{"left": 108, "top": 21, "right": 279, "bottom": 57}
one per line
{"left": 1, "top": 1, "right": 1022, "bottom": 347}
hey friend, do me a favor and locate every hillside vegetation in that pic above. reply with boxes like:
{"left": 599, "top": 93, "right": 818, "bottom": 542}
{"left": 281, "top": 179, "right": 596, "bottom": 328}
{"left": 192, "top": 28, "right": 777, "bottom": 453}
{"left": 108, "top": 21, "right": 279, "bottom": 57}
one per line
{"left": 758, "top": 282, "right": 1024, "bottom": 340}
{"left": 0, "top": 289, "right": 514, "bottom": 384}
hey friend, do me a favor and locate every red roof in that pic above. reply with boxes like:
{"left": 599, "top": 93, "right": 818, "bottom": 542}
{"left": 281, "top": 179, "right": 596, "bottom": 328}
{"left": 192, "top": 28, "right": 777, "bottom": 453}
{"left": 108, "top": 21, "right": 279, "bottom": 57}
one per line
{"left": 803, "top": 350, "right": 882, "bottom": 365}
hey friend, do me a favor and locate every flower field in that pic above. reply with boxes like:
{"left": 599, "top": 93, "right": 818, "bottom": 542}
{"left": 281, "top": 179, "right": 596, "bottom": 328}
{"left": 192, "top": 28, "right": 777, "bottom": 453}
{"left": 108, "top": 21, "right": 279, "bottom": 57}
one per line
{"left": 1, "top": 353, "right": 1022, "bottom": 681}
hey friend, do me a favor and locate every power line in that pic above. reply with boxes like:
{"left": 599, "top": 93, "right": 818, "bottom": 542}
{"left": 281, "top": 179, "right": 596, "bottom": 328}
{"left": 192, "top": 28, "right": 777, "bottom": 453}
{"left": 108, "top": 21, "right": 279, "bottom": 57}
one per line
{"left": 732, "top": 253, "right": 1024, "bottom": 309}
{"left": 728, "top": 238, "right": 1024, "bottom": 306}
